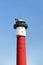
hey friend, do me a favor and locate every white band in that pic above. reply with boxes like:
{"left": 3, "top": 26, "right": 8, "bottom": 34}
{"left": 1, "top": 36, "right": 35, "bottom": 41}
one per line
{"left": 16, "top": 27, "right": 26, "bottom": 36}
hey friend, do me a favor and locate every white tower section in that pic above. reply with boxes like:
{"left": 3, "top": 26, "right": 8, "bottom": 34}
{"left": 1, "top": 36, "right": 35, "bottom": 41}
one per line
{"left": 16, "top": 27, "right": 26, "bottom": 36}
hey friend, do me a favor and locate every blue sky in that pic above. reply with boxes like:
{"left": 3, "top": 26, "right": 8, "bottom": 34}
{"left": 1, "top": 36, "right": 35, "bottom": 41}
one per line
{"left": 0, "top": 0, "right": 43, "bottom": 65}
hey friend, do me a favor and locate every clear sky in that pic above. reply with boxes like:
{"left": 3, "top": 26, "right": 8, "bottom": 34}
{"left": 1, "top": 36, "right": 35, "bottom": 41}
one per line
{"left": 0, "top": 0, "right": 43, "bottom": 65}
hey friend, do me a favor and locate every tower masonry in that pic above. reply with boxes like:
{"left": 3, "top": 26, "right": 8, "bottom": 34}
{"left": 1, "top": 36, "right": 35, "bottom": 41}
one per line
{"left": 13, "top": 18, "right": 28, "bottom": 65}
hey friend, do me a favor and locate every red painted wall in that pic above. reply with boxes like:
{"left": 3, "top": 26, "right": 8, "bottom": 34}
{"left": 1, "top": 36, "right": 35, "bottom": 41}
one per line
{"left": 16, "top": 36, "right": 26, "bottom": 65}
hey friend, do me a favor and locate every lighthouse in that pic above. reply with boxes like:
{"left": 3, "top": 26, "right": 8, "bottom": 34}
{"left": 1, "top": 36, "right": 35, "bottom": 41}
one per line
{"left": 13, "top": 18, "right": 28, "bottom": 65}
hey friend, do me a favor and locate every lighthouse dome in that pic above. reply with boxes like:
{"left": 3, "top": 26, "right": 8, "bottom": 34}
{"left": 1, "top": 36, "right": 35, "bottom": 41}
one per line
{"left": 18, "top": 18, "right": 24, "bottom": 21}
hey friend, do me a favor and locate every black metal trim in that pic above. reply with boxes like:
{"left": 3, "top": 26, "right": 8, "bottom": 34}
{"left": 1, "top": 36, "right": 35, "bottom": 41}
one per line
{"left": 13, "top": 20, "right": 28, "bottom": 29}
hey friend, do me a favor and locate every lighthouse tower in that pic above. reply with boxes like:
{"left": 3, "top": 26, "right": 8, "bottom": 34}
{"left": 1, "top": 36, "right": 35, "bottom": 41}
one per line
{"left": 13, "top": 18, "right": 28, "bottom": 65}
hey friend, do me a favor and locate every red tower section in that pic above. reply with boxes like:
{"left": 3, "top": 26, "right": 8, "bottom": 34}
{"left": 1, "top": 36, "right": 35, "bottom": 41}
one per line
{"left": 13, "top": 19, "right": 28, "bottom": 65}
{"left": 17, "top": 36, "right": 26, "bottom": 65}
